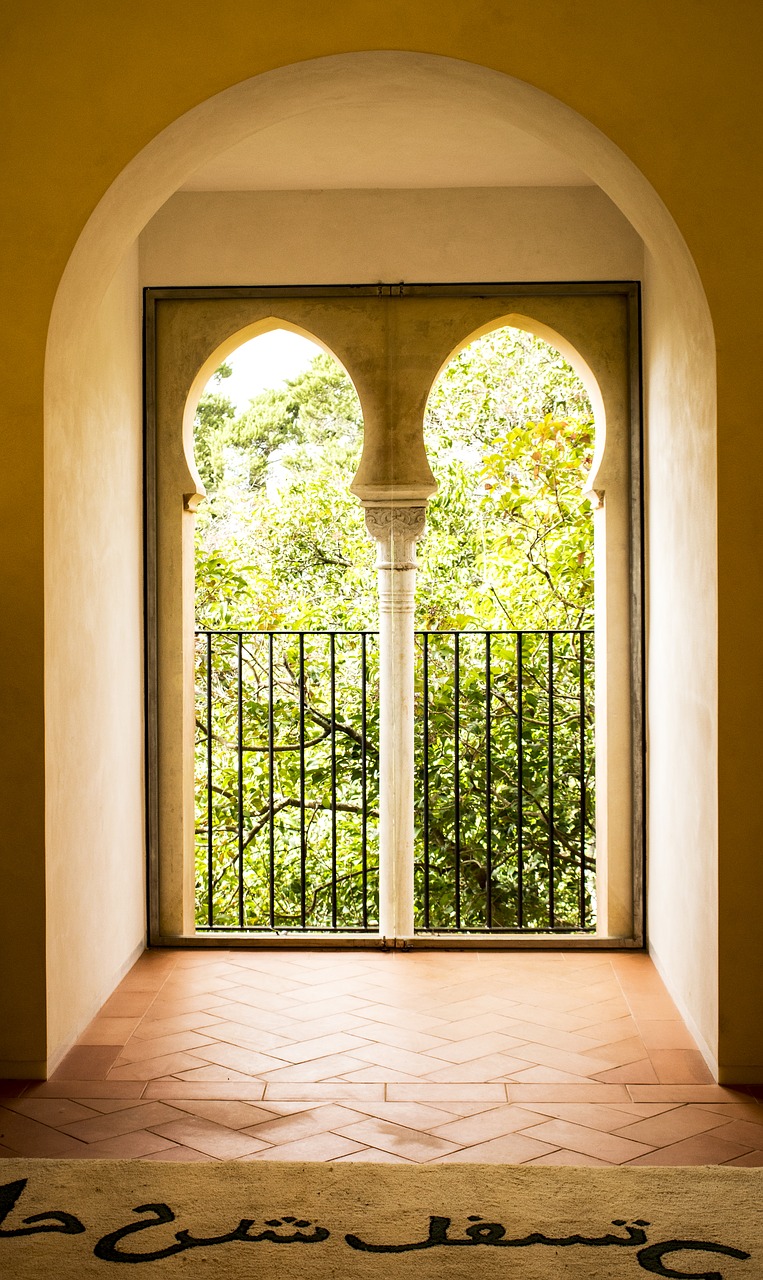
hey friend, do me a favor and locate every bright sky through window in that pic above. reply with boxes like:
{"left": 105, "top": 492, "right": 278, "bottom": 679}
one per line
{"left": 211, "top": 329, "right": 323, "bottom": 410}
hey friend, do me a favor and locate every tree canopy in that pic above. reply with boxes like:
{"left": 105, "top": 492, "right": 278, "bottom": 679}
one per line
{"left": 194, "top": 329, "right": 594, "bottom": 633}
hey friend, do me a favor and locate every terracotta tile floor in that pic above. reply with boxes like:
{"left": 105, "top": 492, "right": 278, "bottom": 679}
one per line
{"left": 2, "top": 949, "right": 762, "bottom": 1164}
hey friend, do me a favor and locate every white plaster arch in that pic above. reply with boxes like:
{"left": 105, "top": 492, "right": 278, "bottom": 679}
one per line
{"left": 182, "top": 317, "right": 364, "bottom": 506}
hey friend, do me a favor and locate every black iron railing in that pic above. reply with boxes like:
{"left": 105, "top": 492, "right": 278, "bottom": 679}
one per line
{"left": 414, "top": 630, "right": 594, "bottom": 933}
{"left": 195, "top": 627, "right": 594, "bottom": 933}
{"left": 195, "top": 630, "right": 379, "bottom": 932}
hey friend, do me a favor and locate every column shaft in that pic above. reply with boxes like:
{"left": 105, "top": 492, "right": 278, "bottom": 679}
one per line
{"left": 364, "top": 505, "right": 427, "bottom": 939}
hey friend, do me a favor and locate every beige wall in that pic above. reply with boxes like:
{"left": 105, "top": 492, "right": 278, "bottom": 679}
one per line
{"left": 140, "top": 187, "right": 643, "bottom": 286}
{"left": 43, "top": 246, "right": 146, "bottom": 1071}
{"left": 642, "top": 247, "right": 719, "bottom": 1072}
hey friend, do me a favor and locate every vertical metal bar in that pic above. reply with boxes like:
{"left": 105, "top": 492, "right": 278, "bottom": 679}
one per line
{"left": 237, "top": 632, "right": 244, "bottom": 929}
{"left": 548, "top": 631, "right": 555, "bottom": 929}
{"left": 299, "top": 632, "right": 306, "bottom": 929}
{"left": 485, "top": 631, "right": 493, "bottom": 930}
{"left": 206, "top": 631, "right": 214, "bottom": 929}
{"left": 422, "top": 632, "right": 430, "bottom": 929}
{"left": 268, "top": 632, "right": 275, "bottom": 930}
{"left": 361, "top": 632, "right": 368, "bottom": 930}
{"left": 330, "top": 631, "right": 337, "bottom": 929}
{"left": 454, "top": 632, "right": 461, "bottom": 930}
{"left": 517, "top": 631, "right": 524, "bottom": 929}
{"left": 579, "top": 629, "right": 587, "bottom": 928}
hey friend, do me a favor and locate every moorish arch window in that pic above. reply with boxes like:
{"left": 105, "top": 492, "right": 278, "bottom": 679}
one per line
{"left": 145, "top": 284, "right": 641, "bottom": 948}
{"left": 415, "top": 325, "right": 597, "bottom": 935}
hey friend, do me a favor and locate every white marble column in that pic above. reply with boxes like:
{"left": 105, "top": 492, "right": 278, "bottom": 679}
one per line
{"left": 363, "top": 504, "right": 427, "bottom": 939}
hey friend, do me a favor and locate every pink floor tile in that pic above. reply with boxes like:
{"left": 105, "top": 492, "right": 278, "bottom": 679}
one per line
{"left": 166, "top": 1099, "right": 278, "bottom": 1128}
{"left": 144, "top": 1080, "right": 266, "bottom": 1100}
{"left": 4, "top": 1098, "right": 100, "bottom": 1126}
{"left": 611, "top": 1105, "right": 734, "bottom": 1146}
{"left": 430, "top": 1105, "right": 548, "bottom": 1145}
{"left": 333, "top": 1117, "right": 462, "bottom": 1162}
{"left": 3, "top": 948, "right": 755, "bottom": 1167}
{"left": 433, "top": 1131, "right": 558, "bottom": 1163}
{"left": 242, "top": 1103, "right": 366, "bottom": 1144}
{"left": 526, "top": 1149, "right": 613, "bottom": 1166}
{"left": 59, "top": 1102, "right": 186, "bottom": 1143}
{"left": 514, "top": 1118, "right": 654, "bottom": 1164}
{"left": 513, "top": 1101, "right": 661, "bottom": 1132}
{"left": 240, "top": 1133, "right": 363, "bottom": 1161}
{"left": 149, "top": 1116, "right": 271, "bottom": 1158}
{"left": 335, "top": 1147, "right": 415, "bottom": 1163}
{"left": 626, "top": 1131, "right": 755, "bottom": 1165}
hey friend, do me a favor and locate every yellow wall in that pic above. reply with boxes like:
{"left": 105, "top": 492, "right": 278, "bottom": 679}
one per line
{"left": 2, "top": 2, "right": 761, "bottom": 1076}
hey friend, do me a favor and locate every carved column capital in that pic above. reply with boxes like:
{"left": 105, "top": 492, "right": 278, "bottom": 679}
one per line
{"left": 363, "top": 504, "right": 428, "bottom": 569}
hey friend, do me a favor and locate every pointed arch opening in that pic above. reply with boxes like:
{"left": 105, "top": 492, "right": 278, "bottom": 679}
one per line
{"left": 186, "top": 323, "right": 382, "bottom": 933}
{"left": 409, "top": 321, "right": 600, "bottom": 933}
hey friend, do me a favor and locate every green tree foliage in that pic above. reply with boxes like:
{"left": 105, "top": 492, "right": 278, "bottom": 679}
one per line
{"left": 421, "top": 328, "right": 594, "bottom": 630}
{"left": 194, "top": 353, "right": 374, "bottom": 631}
{"left": 193, "top": 329, "right": 595, "bottom": 934}
{"left": 193, "top": 362, "right": 235, "bottom": 493}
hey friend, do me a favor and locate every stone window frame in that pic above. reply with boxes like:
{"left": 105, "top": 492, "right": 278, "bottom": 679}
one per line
{"left": 144, "top": 281, "right": 643, "bottom": 948}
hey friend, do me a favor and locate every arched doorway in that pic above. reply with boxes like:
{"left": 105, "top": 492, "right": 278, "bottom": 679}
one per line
{"left": 416, "top": 324, "right": 597, "bottom": 935}
{"left": 192, "top": 328, "right": 378, "bottom": 935}
{"left": 40, "top": 51, "right": 717, "bottom": 1073}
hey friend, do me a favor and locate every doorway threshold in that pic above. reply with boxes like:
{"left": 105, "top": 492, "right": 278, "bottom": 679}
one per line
{"left": 151, "top": 932, "right": 642, "bottom": 951}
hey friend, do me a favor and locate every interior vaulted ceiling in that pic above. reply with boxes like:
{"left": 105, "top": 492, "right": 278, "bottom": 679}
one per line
{"left": 181, "top": 95, "right": 593, "bottom": 190}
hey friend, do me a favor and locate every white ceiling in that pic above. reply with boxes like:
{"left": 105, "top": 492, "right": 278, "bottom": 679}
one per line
{"left": 181, "top": 96, "right": 593, "bottom": 191}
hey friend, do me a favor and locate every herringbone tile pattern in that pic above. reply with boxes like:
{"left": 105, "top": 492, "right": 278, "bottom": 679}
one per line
{"left": 1, "top": 949, "right": 761, "bottom": 1164}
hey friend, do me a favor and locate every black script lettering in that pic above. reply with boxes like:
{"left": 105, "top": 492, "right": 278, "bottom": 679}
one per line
{"left": 346, "top": 1215, "right": 454, "bottom": 1252}
{"left": 173, "top": 1217, "right": 329, "bottom": 1248}
{"left": 94, "top": 1203, "right": 330, "bottom": 1262}
{"left": 0, "top": 1179, "right": 85, "bottom": 1239}
{"left": 637, "top": 1238, "right": 751, "bottom": 1279}
{"left": 346, "top": 1214, "right": 650, "bottom": 1253}
{"left": 94, "top": 1203, "right": 187, "bottom": 1263}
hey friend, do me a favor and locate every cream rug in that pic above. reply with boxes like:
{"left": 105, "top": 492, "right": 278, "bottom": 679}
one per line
{"left": 0, "top": 1159, "right": 759, "bottom": 1278}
